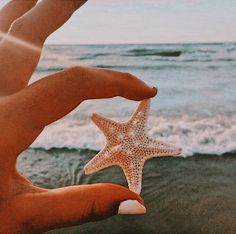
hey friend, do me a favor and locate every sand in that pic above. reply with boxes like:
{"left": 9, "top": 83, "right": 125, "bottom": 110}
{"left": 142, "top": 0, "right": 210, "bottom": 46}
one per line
{"left": 17, "top": 149, "right": 236, "bottom": 234}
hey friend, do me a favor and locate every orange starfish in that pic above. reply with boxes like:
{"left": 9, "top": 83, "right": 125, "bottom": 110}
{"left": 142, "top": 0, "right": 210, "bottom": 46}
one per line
{"left": 84, "top": 99, "right": 182, "bottom": 194}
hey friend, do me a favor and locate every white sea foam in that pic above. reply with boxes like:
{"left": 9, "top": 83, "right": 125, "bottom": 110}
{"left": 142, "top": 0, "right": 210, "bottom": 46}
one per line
{"left": 31, "top": 114, "right": 236, "bottom": 156}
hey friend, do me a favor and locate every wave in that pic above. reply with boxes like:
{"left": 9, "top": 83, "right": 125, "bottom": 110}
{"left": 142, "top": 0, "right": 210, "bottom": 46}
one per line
{"left": 94, "top": 64, "right": 189, "bottom": 70}
{"left": 36, "top": 66, "right": 65, "bottom": 73}
{"left": 195, "top": 49, "right": 217, "bottom": 54}
{"left": 178, "top": 59, "right": 212, "bottom": 63}
{"left": 94, "top": 64, "right": 125, "bottom": 69}
{"left": 161, "top": 58, "right": 236, "bottom": 63}
{"left": 35, "top": 61, "right": 232, "bottom": 73}
{"left": 124, "top": 49, "right": 182, "bottom": 57}
{"left": 73, "top": 53, "right": 114, "bottom": 61}
{"left": 227, "top": 48, "right": 236, "bottom": 52}
{"left": 31, "top": 115, "right": 236, "bottom": 157}
{"left": 216, "top": 58, "right": 236, "bottom": 62}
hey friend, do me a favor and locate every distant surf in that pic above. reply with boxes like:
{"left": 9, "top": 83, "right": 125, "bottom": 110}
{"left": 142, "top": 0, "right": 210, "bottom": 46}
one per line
{"left": 33, "top": 43, "right": 236, "bottom": 157}
{"left": 124, "top": 48, "right": 182, "bottom": 57}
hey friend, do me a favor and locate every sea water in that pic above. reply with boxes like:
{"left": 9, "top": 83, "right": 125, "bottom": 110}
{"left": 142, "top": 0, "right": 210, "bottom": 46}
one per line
{"left": 28, "top": 43, "right": 236, "bottom": 157}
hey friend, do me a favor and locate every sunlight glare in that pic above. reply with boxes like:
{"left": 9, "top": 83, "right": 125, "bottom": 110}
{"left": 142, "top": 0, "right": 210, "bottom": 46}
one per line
{"left": 0, "top": 31, "right": 41, "bottom": 53}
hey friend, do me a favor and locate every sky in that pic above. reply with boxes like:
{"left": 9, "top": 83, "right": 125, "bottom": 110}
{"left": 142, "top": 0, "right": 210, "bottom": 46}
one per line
{"left": 0, "top": 0, "right": 236, "bottom": 44}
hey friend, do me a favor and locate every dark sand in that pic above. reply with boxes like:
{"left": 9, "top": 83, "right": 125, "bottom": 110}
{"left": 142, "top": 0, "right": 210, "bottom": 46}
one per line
{"left": 18, "top": 149, "right": 236, "bottom": 234}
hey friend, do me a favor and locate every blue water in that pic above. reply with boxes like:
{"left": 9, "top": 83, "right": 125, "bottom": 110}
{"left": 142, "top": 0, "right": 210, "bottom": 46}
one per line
{"left": 31, "top": 43, "right": 236, "bottom": 156}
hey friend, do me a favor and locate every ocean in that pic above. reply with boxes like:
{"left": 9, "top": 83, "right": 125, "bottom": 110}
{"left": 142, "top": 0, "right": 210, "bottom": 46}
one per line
{"left": 28, "top": 43, "right": 236, "bottom": 157}
{"left": 16, "top": 43, "right": 236, "bottom": 234}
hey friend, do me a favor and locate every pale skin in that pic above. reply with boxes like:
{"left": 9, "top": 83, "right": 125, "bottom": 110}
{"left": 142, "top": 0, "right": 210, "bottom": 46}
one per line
{"left": 0, "top": 0, "right": 157, "bottom": 233}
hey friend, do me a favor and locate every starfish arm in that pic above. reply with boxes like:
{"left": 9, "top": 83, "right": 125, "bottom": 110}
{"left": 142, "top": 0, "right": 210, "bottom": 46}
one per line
{"left": 91, "top": 113, "right": 121, "bottom": 140}
{"left": 84, "top": 144, "right": 119, "bottom": 175}
{"left": 131, "top": 99, "right": 150, "bottom": 122}
{"left": 120, "top": 158, "right": 145, "bottom": 195}
{"left": 128, "top": 99, "right": 150, "bottom": 135}
{"left": 144, "top": 137, "right": 182, "bottom": 158}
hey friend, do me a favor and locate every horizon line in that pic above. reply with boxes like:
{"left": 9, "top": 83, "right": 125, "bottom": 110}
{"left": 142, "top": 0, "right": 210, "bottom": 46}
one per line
{"left": 45, "top": 41, "right": 236, "bottom": 46}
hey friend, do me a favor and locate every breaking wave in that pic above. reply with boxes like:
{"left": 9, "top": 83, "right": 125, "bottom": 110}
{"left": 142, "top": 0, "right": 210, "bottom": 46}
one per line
{"left": 124, "top": 48, "right": 182, "bottom": 57}
{"left": 31, "top": 114, "right": 236, "bottom": 157}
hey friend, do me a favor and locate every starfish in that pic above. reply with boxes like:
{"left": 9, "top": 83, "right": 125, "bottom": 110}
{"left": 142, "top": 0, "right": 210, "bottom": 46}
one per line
{"left": 84, "top": 99, "right": 182, "bottom": 194}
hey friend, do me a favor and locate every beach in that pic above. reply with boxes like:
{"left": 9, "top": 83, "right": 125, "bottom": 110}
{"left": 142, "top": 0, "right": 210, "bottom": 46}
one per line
{"left": 17, "top": 149, "right": 236, "bottom": 234}
{"left": 16, "top": 43, "right": 236, "bottom": 233}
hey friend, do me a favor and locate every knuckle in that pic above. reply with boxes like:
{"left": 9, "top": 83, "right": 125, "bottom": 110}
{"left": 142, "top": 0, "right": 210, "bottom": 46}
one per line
{"left": 9, "top": 18, "right": 25, "bottom": 33}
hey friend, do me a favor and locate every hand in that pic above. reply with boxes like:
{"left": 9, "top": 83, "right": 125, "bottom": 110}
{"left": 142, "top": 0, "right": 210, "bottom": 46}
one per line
{"left": 0, "top": 65, "right": 155, "bottom": 234}
{"left": 0, "top": 1, "right": 155, "bottom": 233}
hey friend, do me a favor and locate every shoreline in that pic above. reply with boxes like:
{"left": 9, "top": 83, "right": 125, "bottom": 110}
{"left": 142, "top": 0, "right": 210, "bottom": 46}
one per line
{"left": 28, "top": 147, "right": 236, "bottom": 158}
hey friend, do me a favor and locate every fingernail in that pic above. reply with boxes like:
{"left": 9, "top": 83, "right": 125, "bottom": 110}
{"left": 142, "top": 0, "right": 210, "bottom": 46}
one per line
{"left": 118, "top": 200, "right": 146, "bottom": 215}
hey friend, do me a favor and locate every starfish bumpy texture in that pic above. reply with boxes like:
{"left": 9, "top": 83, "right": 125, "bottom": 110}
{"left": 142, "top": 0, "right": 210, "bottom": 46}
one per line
{"left": 84, "top": 99, "right": 182, "bottom": 194}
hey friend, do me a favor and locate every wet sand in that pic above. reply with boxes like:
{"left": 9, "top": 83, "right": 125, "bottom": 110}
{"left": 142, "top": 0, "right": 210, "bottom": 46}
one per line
{"left": 18, "top": 149, "right": 236, "bottom": 234}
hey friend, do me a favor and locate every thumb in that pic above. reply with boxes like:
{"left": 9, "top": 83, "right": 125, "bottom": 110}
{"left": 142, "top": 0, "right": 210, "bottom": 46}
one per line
{"left": 83, "top": 183, "right": 146, "bottom": 222}
{"left": 13, "top": 183, "right": 146, "bottom": 233}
